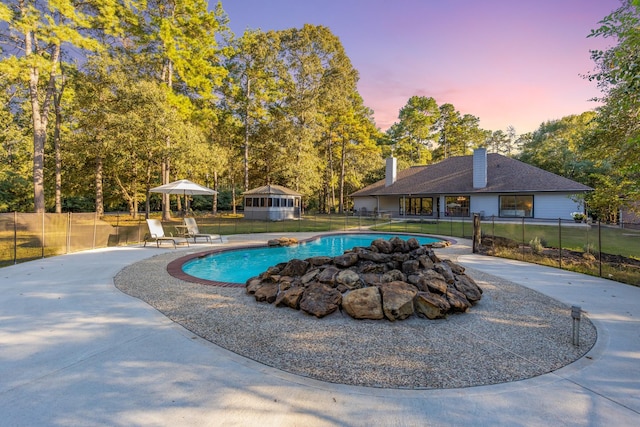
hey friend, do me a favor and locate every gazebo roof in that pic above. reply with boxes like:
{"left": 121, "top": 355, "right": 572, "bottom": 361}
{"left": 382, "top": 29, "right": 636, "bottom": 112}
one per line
{"left": 242, "top": 184, "right": 302, "bottom": 196}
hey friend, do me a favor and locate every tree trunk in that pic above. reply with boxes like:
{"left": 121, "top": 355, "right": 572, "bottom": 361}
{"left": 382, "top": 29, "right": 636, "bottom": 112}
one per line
{"left": 244, "top": 78, "right": 251, "bottom": 191}
{"left": 339, "top": 134, "right": 346, "bottom": 214}
{"left": 53, "top": 79, "right": 64, "bottom": 214}
{"left": 162, "top": 156, "right": 171, "bottom": 220}
{"left": 54, "top": 106, "right": 62, "bottom": 214}
{"left": 328, "top": 134, "right": 335, "bottom": 213}
{"left": 212, "top": 170, "right": 218, "bottom": 215}
{"left": 161, "top": 58, "right": 173, "bottom": 221}
{"left": 25, "top": 22, "right": 60, "bottom": 213}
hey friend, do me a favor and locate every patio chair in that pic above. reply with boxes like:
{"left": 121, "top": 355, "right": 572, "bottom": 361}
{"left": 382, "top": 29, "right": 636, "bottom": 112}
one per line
{"left": 144, "top": 219, "right": 189, "bottom": 248}
{"left": 183, "top": 217, "right": 224, "bottom": 243}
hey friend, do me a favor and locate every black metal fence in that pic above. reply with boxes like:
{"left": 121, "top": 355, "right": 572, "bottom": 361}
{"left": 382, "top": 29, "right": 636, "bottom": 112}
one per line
{"left": 1, "top": 212, "right": 638, "bottom": 286}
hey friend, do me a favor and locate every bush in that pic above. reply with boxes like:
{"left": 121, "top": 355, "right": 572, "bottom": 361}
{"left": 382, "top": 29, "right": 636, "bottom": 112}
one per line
{"left": 529, "top": 237, "right": 544, "bottom": 255}
{"left": 583, "top": 243, "right": 596, "bottom": 255}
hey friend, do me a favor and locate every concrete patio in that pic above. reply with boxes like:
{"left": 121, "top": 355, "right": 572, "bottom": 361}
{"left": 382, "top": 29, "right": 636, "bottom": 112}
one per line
{"left": 0, "top": 234, "right": 638, "bottom": 426}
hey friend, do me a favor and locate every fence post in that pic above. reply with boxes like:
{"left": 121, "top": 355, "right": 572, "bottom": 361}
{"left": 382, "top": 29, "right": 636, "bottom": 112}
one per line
{"left": 472, "top": 214, "right": 481, "bottom": 253}
{"left": 41, "top": 210, "right": 45, "bottom": 259}
{"left": 115, "top": 214, "right": 120, "bottom": 246}
{"left": 13, "top": 211, "right": 17, "bottom": 265}
{"left": 521, "top": 217, "right": 525, "bottom": 260}
{"left": 491, "top": 216, "right": 495, "bottom": 249}
{"left": 93, "top": 212, "right": 98, "bottom": 249}
{"left": 66, "top": 212, "right": 71, "bottom": 254}
{"left": 558, "top": 218, "right": 562, "bottom": 269}
{"left": 598, "top": 220, "right": 602, "bottom": 277}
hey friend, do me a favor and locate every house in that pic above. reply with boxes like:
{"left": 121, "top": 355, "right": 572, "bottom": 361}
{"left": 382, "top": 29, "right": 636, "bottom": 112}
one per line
{"left": 243, "top": 184, "right": 302, "bottom": 221}
{"left": 350, "top": 148, "right": 593, "bottom": 220}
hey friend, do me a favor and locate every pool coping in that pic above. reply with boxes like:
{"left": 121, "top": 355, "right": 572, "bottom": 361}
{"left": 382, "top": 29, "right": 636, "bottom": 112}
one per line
{"left": 166, "top": 231, "right": 454, "bottom": 287}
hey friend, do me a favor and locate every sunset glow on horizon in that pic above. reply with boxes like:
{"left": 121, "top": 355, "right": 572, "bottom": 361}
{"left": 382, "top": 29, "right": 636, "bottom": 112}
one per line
{"left": 219, "top": 0, "right": 620, "bottom": 135}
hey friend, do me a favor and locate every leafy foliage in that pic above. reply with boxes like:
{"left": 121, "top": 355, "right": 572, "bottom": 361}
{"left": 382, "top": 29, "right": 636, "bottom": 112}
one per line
{"left": 0, "top": 0, "right": 636, "bottom": 222}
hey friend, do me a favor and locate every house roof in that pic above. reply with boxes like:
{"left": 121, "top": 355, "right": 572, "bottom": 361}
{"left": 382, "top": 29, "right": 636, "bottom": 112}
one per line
{"left": 243, "top": 184, "right": 302, "bottom": 196}
{"left": 350, "top": 153, "right": 593, "bottom": 197}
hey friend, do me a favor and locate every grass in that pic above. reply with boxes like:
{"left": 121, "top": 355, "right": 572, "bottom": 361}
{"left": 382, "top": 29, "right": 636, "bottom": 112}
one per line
{"left": 372, "top": 219, "right": 640, "bottom": 286}
{"left": 375, "top": 220, "right": 640, "bottom": 260}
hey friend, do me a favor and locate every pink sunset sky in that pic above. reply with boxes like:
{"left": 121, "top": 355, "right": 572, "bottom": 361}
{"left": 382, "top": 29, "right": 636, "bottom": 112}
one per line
{"left": 218, "top": 0, "right": 620, "bottom": 135}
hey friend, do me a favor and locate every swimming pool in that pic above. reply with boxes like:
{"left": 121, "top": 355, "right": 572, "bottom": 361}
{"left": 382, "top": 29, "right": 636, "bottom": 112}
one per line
{"left": 181, "top": 233, "right": 441, "bottom": 284}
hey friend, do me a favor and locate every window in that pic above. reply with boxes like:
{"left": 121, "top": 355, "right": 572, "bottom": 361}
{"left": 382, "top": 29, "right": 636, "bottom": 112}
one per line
{"left": 445, "top": 196, "right": 470, "bottom": 217}
{"left": 499, "top": 195, "right": 533, "bottom": 217}
{"left": 403, "top": 197, "right": 434, "bottom": 215}
{"left": 245, "top": 198, "right": 253, "bottom": 207}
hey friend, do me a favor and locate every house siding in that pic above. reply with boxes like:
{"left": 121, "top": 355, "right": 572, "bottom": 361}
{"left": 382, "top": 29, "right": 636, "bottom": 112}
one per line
{"left": 533, "top": 193, "right": 583, "bottom": 220}
{"left": 470, "top": 194, "right": 497, "bottom": 218}
{"left": 353, "top": 192, "right": 584, "bottom": 220}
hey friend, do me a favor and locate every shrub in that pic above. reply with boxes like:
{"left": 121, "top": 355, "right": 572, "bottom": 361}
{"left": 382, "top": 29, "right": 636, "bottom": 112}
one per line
{"left": 529, "top": 237, "right": 544, "bottom": 255}
{"left": 583, "top": 243, "right": 596, "bottom": 255}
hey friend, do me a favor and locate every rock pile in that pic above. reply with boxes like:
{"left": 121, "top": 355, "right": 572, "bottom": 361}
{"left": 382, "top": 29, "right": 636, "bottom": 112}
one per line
{"left": 246, "top": 237, "right": 483, "bottom": 320}
{"left": 267, "top": 237, "right": 299, "bottom": 247}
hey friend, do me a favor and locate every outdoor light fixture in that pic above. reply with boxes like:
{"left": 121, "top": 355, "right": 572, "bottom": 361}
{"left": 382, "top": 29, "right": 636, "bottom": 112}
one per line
{"left": 571, "top": 305, "right": 582, "bottom": 346}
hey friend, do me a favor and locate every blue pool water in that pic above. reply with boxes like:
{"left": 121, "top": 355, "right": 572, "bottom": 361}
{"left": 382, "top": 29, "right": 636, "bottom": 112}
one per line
{"left": 182, "top": 233, "right": 441, "bottom": 284}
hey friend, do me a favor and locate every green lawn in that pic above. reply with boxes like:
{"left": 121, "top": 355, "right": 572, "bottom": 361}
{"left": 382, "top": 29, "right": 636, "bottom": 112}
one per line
{"left": 374, "top": 220, "right": 640, "bottom": 260}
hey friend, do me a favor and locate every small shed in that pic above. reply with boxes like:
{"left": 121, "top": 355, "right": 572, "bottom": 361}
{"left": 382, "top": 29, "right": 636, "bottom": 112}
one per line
{"left": 242, "top": 184, "right": 302, "bottom": 221}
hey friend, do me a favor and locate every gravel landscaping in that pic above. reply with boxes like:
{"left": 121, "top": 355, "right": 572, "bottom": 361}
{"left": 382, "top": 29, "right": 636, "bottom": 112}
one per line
{"left": 114, "top": 243, "right": 596, "bottom": 389}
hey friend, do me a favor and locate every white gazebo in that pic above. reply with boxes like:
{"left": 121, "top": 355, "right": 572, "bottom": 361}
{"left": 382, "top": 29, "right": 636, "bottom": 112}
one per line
{"left": 242, "top": 185, "right": 302, "bottom": 221}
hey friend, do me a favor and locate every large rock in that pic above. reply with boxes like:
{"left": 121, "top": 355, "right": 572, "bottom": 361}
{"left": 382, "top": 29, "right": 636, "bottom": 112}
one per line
{"left": 334, "top": 252, "right": 359, "bottom": 267}
{"left": 407, "top": 237, "right": 421, "bottom": 250}
{"left": 402, "top": 259, "right": 420, "bottom": 275}
{"left": 299, "top": 282, "right": 342, "bottom": 318}
{"left": 418, "top": 255, "right": 435, "bottom": 270}
{"left": 279, "top": 259, "right": 310, "bottom": 277}
{"left": 446, "top": 287, "right": 471, "bottom": 312}
{"left": 379, "top": 281, "right": 418, "bottom": 321}
{"left": 356, "top": 248, "right": 392, "bottom": 263}
{"left": 414, "top": 291, "right": 451, "bottom": 319}
{"left": 245, "top": 277, "right": 262, "bottom": 294}
{"left": 336, "top": 269, "right": 362, "bottom": 290}
{"left": 254, "top": 282, "right": 279, "bottom": 303}
{"left": 411, "top": 269, "right": 448, "bottom": 293}
{"left": 317, "top": 266, "right": 340, "bottom": 285}
{"left": 443, "top": 259, "right": 466, "bottom": 275}
{"left": 307, "top": 256, "right": 333, "bottom": 266}
{"left": 245, "top": 236, "right": 483, "bottom": 322}
{"left": 275, "top": 286, "right": 305, "bottom": 309}
{"left": 357, "top": 260, "right": 386, "bottom": 274}
{"left": 434, "top": 262, "right": 455, "bottom": 284}
{"left": 381, "top": 269, "right": 406, "bottom": 283}
{"left": 453, "top": 275, "right": 483, "bottom": 302}
{"left": 371, "top": 238, "right": 394, "bottom": 253}
{"left": 389, "top": 236, "right": 410, "bottom": 253}
{"left": 342, "top": 287, "right": 384, "bottom": 320}
{"left": 300, "top": 269, "right": 319, "bottom": 284}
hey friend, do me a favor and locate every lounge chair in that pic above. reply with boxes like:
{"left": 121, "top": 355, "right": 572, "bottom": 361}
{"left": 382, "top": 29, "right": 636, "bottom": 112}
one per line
{"left": 144, "top": 219, "right": 189, "bottom": 248}
{"left": 183, "top": 217, "right": 223, "bottom": 243}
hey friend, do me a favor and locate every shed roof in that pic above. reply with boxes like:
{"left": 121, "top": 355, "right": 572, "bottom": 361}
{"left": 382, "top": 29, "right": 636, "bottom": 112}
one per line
{"left": 243, "top": 184, "right": 302, "bottom": 196}
{"left": 350, "top": 153, "right": 593, "bottom": 197}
